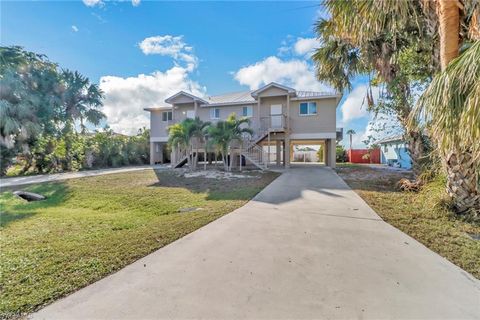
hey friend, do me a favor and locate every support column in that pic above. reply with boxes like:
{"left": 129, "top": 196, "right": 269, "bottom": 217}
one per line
{"left": 150, "top": 142, "right": 155, "bottom": 165}
{"left": 276, "top": 140, "right": 281, "bottom": 166}
{"left": 321, "top": 141, "right": 327, "bottom": 165}
{"left": 194, "top": 100, "right": 198, "bottom": 117}
{"left": 327, "top": 138, "right": 336, "bottom": 168}
{"left": 257, "top": 97, "right": 261, "bottom": 132}
{"left": 286, "top": 94, "right": 290, "bottom": 133}
{"left": 285, "top": 138, "right": 291, "bottom": 167}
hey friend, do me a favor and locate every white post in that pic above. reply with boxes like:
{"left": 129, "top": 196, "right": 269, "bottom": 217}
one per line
{"left": 267, "top": 132, "right": 270, "bottom": 169}
{"left": 239, "top": 145, "right": 242, "bottom": 172}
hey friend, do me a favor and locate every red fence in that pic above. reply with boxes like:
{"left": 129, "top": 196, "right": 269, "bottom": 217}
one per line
{"left": 347, "top": 148, "right": 381, "bottom": 164}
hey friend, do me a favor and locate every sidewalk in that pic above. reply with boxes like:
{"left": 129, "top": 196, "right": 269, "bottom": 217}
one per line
{"left": 0, "top": 165, "right": 169, "bottom": 188}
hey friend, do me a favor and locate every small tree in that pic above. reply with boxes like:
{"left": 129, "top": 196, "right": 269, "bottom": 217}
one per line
{"left": 207, "top": 114, "right": 252, "bottom": 171}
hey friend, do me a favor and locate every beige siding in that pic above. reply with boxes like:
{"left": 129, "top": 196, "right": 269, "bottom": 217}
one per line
{"left": 149, "top": 94, "right": 337, "bottom": 140}
{"left": 150, "top": 110, "right": 171, "bottom": 139}
{"left": 173, "top": 103, "right": 195, "bottom": 122}
{"left": 257, "top": 86, "right": 289, "bottom": 97}
{"left": 289, "top": 98, "right": 337, "bottom": 134}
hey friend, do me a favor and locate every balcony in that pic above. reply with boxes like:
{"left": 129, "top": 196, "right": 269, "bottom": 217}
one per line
{"left": 259, "top": 114, "right": 287, "bottom": 132}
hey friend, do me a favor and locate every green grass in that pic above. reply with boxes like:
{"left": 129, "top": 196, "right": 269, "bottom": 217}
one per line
{"left": 0, "top": 169, "right": 279, "bottom": 318}
{"left": 336, "top": 164, "right": 480, "bottom": 279}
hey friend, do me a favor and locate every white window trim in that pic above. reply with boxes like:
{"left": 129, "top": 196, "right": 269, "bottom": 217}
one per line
{"left": 162, "top": 111, "right": 172, "bottom": 122}
{"left": 299, "top": 102, "right": 317, "bottom": 116}
{"left": 242, "top": 106, "right": 253, "bottom": 118}
{"left": 210, "top": 108, "right": 220, "bottom": 119}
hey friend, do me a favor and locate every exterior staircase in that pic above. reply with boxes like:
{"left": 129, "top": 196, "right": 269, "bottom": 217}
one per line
{"left": 241, "top": 143, "right": 268, "bottom": 170}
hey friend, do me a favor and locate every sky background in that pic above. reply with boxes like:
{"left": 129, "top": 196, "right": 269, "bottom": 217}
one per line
{"left": 1, "top": 0, "right": 399, "bottom": 148}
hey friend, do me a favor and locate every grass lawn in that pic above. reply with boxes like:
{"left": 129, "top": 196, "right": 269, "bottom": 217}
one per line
{"left": 336, "top": 164, "right": 480, "bottom": 279}
{"left": 0, "top": 169, "right": 279, "bottom": 318}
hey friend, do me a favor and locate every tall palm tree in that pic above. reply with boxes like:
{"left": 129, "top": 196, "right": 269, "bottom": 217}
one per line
{"left": 315, "top": 0, "right": 480, "bottom": 213}
{"left": 346, "top": 129, "right": 356, "bottom": 151}
{"left": 313, "top": 0, "right": 434, "bottom": 176}
{"left": 412, "top": 1, "right": 480, "bottom": 213}
{"left": 59, "top": 70, "right": 105, "bottom": 133}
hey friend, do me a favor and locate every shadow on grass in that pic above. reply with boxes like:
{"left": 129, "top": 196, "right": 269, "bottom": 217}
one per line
{"left": 150, "top": 170, "right": 278, "bottom": 201}
{"left": 0, "top": 182, "right": 69, "bottom": 227}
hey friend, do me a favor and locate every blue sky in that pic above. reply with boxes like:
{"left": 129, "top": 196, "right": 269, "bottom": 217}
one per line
{"left": 2, "top": 0, "right": 392, "bottom": 147}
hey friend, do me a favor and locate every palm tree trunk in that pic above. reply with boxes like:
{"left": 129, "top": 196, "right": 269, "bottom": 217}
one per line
{"left": 444, "top": 151, "right": 480, "bottom": 214}
{"left": 405, "top": 129, "right": 429, "bottom": 177}
{"left": 437, "top": 1, "right": 479, "bottom": 214}
{"left": 438, "top": 0, "right": 460, "bottom": 70}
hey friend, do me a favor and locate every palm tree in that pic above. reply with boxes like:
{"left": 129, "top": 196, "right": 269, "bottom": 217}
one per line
{"left": 59, "top": 70, "right": 105, "bottom": 133}
{"left": 168, "top": 117, "right": 209, "bottom": 170}
{"left": 189, "top": 117, "right": 210, "bottom": 170}
{"left": 346, "top": 129, "right": 356, "bottom": 151}
{"left": 314, "top": 0, "right": 480, "bottom": 213}
{"left": 313, "top": 0, "right": 434, "bottom": 177}
{"left": 207, "top": 114, "right": 253, "bottom": 172}
{"left": 414, "top": 41, "right": 480, "bottom": 213}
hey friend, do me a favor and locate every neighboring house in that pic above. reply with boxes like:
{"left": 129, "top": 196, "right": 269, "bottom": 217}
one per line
{"left": 145, "top": 82, "right": 342, "bottom": 169}
{"left": 377, "top": 135, "right": 412, "bottom": 169}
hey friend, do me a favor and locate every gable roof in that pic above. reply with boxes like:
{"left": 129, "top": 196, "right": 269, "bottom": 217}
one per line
{"left": 250, "top": 82, "right": 296, "bottom": 98}
{"left": 161, "top": 83, "right": 340, "bottom": 108}
{"left": 164, "top": 91, "right": 209, "bottom": 104}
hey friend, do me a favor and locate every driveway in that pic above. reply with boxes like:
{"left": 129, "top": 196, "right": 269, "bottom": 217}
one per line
{"left": 31, "top": 166, "right": 480, "bottom": 319}
{"left": 0, "top": 165, "right": 168, "bottom": 188}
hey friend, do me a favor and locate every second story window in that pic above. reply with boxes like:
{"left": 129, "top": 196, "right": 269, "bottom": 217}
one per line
{"left": 242, "top": 106, "right": 253, "bottom": 117}
{"left": 299, "top": 102, "right": 317, "bottom": 116}
{"left": 162, "top": 111, "right": 172, "bottom": 121}
{"left": 210, "top": 108, "right": 220, "bottom": 119}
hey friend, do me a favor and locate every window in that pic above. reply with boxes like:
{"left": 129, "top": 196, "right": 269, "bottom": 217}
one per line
{"left": 162, "top": 111, "right": 172, "bottom": 122}
{"left": 299, "top": 102, "right": 317, "bottom": 115}
{"left": 242, "top": 106, "right": 253, "bottom": 117}
{"left": 384, "top": 145, "right": 388, "bottom": 152}
{"left": 210, "top": 108, "right": 220, "bottom": 119}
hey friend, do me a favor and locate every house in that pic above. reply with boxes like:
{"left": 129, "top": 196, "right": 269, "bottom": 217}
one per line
{"left": 377, "top": 135, "right": 412, "bottom": 169}
{"left": 144, "top": 82, "right": 342, "bottom": 169}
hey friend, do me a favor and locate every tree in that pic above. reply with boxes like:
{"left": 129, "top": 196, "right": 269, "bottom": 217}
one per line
{"left": 167, "top": 117, "right": 209, "bottom": 170}
{"left": 313, "top": 0, "right": 434, "bottom": 177}
{"left": 313, "top": 0, "right": 480, "bottom": 213}
{"left": 346, "top": 129, "right": 356, "bottom": 150}
{"left": 0, "top": 46, "right": 62, "bottom": 174}
{"left": 207, "top": 114, "right": 252, "bottom": 171}
{"left": 59, "top": 70, "right": 105, "bottom": 132}
{"left": 413, "top": 41, "right": 480, "bottom": 213}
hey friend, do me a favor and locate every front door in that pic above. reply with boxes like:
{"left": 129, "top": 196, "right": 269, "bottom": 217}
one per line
{"left": 270, "top": 104, "right": 282, "bottom": 128}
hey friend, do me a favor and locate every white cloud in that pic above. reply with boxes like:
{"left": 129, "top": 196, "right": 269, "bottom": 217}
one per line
{"left": 131, "top": 0, "right": 141, "bottom": 6}
{"left": 139, "top": 35, "right": 198, "bottom": 71}
{"left": 100, "top": 35, "right": 204, "bottom": 135}
{"left": 100, "top": 67, "right": 205, "bottom": 135}
{"left": 83, "top": 0, "right": 102, "bottom": 7}
{"left": 71, "top": 25, "right": 79, "bottom": 32}
{"left": 294, "top": 37, "right": 320, "bottom": 56}
{"left": 234, "top": 56, "right": 327, "bottom": 91}
{"left": 340, "top": 85, "right": 379, "bottom": 123}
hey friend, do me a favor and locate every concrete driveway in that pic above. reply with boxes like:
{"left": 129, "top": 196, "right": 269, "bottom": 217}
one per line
{"left": 31, "top": 166, "right": 480, "bottom": 319}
